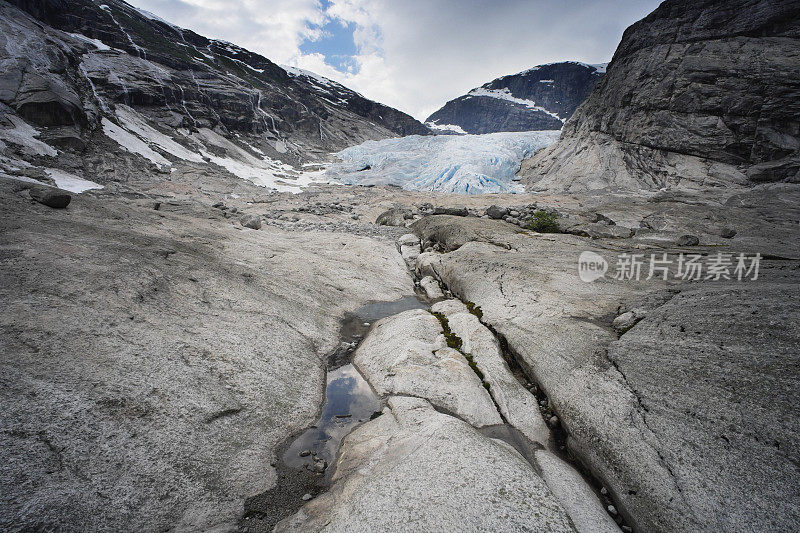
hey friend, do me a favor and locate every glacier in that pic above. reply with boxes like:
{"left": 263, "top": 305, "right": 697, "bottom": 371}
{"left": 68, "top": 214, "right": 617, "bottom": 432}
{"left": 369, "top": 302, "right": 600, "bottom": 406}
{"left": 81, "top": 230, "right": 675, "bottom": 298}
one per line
{"left": 322, "top": 131, "right": 560, "bottom": 194}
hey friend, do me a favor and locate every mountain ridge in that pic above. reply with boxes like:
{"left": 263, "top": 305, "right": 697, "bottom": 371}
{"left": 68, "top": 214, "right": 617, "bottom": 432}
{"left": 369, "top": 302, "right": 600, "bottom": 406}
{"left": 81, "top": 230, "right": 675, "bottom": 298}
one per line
{"left": 0, "top": 0, "right": 428, "bottom": 192}
{"left": 426, "top": 61, "right": 606, "bottom": 134}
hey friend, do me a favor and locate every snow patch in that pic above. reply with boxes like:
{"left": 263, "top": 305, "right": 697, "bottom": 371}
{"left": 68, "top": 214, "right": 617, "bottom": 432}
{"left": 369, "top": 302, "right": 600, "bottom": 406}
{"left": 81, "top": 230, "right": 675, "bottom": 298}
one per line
{"left": 516, "top": 61, "right": 608, "bottom": 76}
{"left": 68, "top": 32, "right": 111, "bottom": 51}
{"left": 133, "top": 7, "right": 180, "bottom": 29}
{"left": 115, "top": 105, "right": 203, "bottom": 163}
{"left": 425, "top": 121, "right": 467, "bottom": 135}
{"left": 46, "top": 168, "right": 103, "bottom": 193}
{"left": 192, "top": 128, "right": 308, "bottom": 193}
{"left": 468, "top": 87, "right": 564, "bottom": 122}
{"left": 0, "top": 116, "right": 57, "bottom": 157}
{"left": 282, "top": 65, "right": 336, "bottom": 87}
{"left": 102, "top": 117, "right": 170, "bottom": 168}
{"left": 323, "top": 131, "right": 560, "bottom": 194}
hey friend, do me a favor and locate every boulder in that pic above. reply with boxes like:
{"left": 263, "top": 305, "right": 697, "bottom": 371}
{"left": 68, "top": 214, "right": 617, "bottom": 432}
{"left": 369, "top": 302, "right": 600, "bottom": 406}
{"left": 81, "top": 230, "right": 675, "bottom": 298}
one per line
{"left": 486, "top": 205, "right": 509, "bottom": 219}
{"left": 433, "top": 206, "right": 469, "bottom": 217}
{"left": 239, "top": 214, "right": 261, "bottom": 230}
{"left": 29, "top": 186, "right": 71, "bottom": 208}
{"left": 676, "top": 234, "right": 699, "bottom": 246}
{"left": 612, "top": 309, "right": 647, "bottom": 334}
{"left": 375, "top": 208, "right": 409, "bottom": 226}
{"left": 419, "top": 276, "right": 444, "bottom": 300}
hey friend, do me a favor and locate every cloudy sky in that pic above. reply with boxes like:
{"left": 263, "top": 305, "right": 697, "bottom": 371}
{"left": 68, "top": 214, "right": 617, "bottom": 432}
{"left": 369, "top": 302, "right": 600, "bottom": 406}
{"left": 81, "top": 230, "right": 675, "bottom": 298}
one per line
{"left": 128, "top": 0, "right": 661, "bottom": 120}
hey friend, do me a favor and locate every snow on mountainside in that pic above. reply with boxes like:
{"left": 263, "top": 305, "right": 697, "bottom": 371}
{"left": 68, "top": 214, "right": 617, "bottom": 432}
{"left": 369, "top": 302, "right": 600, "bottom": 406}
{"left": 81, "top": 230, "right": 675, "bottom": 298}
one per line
{"left": 426, "top": 62, "right": 606, "bottom": 135}
{"left": 0, "top": 0, "right": 427, "bottom": 194}
{"left": 322, "top": 131, "right": 560, "bottom": 194}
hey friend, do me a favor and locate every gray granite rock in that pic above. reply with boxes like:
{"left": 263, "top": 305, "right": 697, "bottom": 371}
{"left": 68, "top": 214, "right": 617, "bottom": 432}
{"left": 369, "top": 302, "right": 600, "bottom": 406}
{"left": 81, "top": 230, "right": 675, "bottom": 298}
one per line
{"left": 0, "top": 181, "right": 413, "bottom": 532}
{"left": 410, "top": 210, "right": 800, "bottom": 532}
{"left": 275, "top": 396, "right": 576, "bottom": 532}
{"left": 352, "top": 309, "right": 502, "bottom": 428}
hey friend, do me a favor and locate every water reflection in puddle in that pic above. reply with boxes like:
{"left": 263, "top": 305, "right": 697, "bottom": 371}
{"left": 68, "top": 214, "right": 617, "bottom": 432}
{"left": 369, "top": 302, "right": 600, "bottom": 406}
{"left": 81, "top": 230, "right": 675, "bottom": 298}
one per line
{"left": 283, "top": 295, "right": 429, "bottom": 475}
{"left": 283, "top": 363, "right": 380, "bottom": 469}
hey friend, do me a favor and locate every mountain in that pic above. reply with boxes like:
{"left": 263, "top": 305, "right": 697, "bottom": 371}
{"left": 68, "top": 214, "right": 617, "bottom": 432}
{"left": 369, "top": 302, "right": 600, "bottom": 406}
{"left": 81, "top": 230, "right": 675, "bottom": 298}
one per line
{"left": 521, "top": 0, "right": 800, "bottom": 192}
{"left": 0, "top": 0, "right": 427, "bottom": 191}
{"left": 425, "top": 62, "right": 606, "bottom": 134}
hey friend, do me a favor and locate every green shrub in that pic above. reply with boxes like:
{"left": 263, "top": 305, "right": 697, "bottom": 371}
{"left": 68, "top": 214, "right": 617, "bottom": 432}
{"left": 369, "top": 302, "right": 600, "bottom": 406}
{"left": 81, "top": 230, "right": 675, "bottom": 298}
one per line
{"left": 525, "top": 210, "right": 560, "bottom": 233}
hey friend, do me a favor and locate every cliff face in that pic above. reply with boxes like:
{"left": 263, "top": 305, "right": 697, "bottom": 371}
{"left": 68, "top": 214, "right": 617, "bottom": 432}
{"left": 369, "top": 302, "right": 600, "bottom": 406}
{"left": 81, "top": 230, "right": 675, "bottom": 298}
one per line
{"left": 521, "top": 0, "right": 800, "bottom": 192}
{"left": 425, "top": 62, "right": 604, "bottom": 134}
{"left": 0, "top": 0, "right": 427, "bottom": 186}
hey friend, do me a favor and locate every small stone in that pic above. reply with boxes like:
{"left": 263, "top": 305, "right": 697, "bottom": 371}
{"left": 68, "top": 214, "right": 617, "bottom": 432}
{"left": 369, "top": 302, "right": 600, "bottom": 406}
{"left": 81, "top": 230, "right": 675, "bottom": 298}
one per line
{"left": 310, "top": 459, "right": 327, "bottom": 473}
{"left": 363, "top": 322, "right": 371, "bottom": 327}
{"left": 29, "top": 187, "right": 71, "bottom": 209}
{"left": 301, "top": 493, "right": 313, "bottom": 501}
{"left": 613, "top": 309, "right": 647, "bottom": 334}
{"left": 677, "top": 234, "right": 700, "bottom": 246}
{"left": 720, "top": 227, "right": 737, "bottom": 238}
{"left": 240, "top": 214, "right": 262, "bottom": 230}
{"left": 621, "top": 526, "right": 632, "bottom": 533}
{"left": 299, "top": 450, "right": 311, "bottom": 457}
{"left": 607, "top": 505, "right": 618, "bottom": 516}
{"left": 600, "top": 486, "right": 608, "bottom": 496}
{"left": 397, "top": 233, "right": 420, "bottom": 247}
{"left": 549, "top": 415, "right": 559, "bottom": 427}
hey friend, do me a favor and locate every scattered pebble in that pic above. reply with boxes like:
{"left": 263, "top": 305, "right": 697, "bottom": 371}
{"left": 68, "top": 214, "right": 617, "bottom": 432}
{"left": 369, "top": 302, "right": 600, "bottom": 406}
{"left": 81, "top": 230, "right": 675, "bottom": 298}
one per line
{"left": 549, "top": 415, "right": 559, "bottom": 427}
{"left": 301, "top": 493, "right": 312, "bottom": 501}
{"left": 607, "top": 505, "right": 618, "bottom": 516}
{"left": 299, "top": 450, "right": 311, "bottom": 457}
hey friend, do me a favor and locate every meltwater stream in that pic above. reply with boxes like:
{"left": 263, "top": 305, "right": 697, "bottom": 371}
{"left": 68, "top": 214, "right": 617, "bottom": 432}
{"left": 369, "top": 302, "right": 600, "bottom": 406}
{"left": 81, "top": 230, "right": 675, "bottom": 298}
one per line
{"left": 241, "top": 295, "right": 428, "bottom": 532}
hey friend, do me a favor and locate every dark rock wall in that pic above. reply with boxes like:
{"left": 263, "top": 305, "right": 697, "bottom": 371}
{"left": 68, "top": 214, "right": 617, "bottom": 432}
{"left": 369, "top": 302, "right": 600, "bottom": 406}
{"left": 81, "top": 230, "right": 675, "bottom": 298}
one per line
{"left": 522, "top": 0, "right": 800, "bottom": 191}
{"left": 2, "top": 0, "right": 427, "bottom": 151}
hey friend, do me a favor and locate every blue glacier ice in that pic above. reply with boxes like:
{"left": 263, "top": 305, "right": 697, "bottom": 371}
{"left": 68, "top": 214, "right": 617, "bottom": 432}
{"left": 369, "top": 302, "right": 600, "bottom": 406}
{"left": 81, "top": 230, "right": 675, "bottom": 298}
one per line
{"left": 322, "top": 131, "right": 560, "bottom": 194}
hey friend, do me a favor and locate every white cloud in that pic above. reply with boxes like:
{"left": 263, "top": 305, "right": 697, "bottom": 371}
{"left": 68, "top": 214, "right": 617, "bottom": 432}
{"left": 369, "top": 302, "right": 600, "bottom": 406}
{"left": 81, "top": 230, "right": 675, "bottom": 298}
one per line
{"left": 129, "top": 0, "right": 661, "bottom": 120}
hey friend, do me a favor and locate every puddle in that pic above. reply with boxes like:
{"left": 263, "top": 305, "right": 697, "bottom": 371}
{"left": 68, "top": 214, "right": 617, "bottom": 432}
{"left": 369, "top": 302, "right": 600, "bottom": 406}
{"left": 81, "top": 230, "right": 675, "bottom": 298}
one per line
{"left": 286, "top": 295, "right": 430, "bottom": 470}
{"left": 241, "top": 294, "right": 428, "bottom": 532}
{"left": 282, "top": 363, "right": 380, "bottom": 472}
{"left": 330, "top": 295, "right": 431, "bottom": 367}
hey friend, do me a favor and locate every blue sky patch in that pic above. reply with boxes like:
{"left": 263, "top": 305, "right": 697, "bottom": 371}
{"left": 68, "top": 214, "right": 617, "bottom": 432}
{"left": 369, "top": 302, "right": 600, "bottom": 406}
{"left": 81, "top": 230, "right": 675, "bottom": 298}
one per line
{"left": 300, "top": 6, "right": 359, "bottom": 74}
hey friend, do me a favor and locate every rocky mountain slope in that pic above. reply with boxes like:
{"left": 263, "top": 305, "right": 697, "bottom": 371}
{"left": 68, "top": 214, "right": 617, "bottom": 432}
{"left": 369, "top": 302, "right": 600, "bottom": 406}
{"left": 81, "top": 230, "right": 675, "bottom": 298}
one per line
{"left": 521, "top": 0, "right": 800, "bottom": 192}
{"left": 425, "top": 62, "right": 605, "bottom": 134}
{"left": 0, "top": 0, "right": 427, "bottom": 192}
